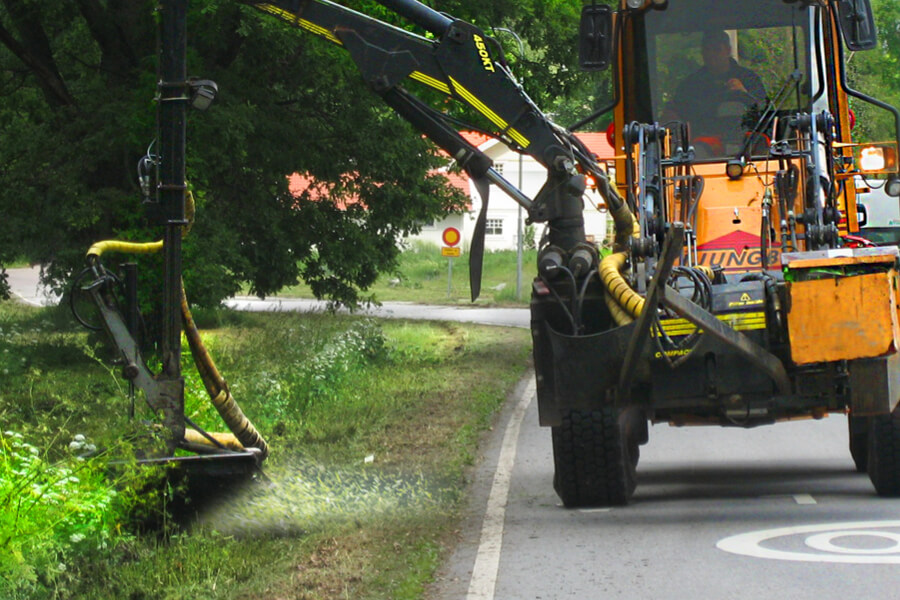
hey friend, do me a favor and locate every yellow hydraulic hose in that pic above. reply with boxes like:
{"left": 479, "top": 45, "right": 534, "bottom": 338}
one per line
{"left": 598, "top": 196, "right": 716, "bottom": 326}
{"left": 695, "top": 265, "right": 715, "bottom": 280}
{"left": 609, "top": 200, "right": 638, "bottom": 253}
{"left": 599, "top": 251, "right": 644, "bottom": 322}
{"left": 604, "top": 291, "right": 635, "bottom": 326}
{"left": 180, "top": 289, "right": 269, "bottom": 459}
{"left": 87, "top": 240, "right": 163, "bottom": 259}
{"left": 597, "top": 199, "right": 644, "bottom": 323}
{"left": 84, "top": 190, "right": 269, "bottom": 459}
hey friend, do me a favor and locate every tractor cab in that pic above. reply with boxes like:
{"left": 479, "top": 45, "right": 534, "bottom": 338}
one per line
{"left": 626, "top": 0, "right": 812, "bottom": 161}
{"left": 580, "top": 0, "right": 900, "bottom": 275}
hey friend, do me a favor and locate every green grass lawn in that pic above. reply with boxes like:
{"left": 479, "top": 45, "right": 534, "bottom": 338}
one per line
{"left": 272, "top": 241, "right": 539, "bottom": 305}
{"left": 0, "top": 301, "right": 532, "bottom": 599}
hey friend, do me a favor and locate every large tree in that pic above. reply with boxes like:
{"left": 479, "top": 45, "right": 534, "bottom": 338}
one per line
{"left": 0, "top": 0, "right": 594, "bottom": 305}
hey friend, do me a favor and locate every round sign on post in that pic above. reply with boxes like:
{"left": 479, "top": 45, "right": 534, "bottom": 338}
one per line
{"left": 442, "top": 227, "right": 461, "bottom": 247}
{"left": 441, "top": 227, "right": 461, "bottom": 298}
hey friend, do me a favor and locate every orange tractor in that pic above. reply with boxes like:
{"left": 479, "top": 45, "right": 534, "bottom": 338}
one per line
{"left": 84, "top": 0, "right": 900, "bottom": 507}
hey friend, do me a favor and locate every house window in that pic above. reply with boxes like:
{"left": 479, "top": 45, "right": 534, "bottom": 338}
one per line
{"left": 485, "top": 218, "right": 503, "bottom": 235}
{"left": 494, "top": 163, "right": 504, "bottom": 176}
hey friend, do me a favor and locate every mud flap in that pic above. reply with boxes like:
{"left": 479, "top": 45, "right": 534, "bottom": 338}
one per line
{"left": 535, "top": 321, "right": 648, "bottom": 426}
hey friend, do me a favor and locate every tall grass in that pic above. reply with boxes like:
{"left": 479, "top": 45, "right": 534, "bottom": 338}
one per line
{"left": 0, "top": 300, "right": 531, "bottom": 599}
{"left": 275, "top": 241, "right": 540, "bottom": 305}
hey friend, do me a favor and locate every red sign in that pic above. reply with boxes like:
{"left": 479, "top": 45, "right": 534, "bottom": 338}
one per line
{"left": 442, "top": 227, "right": 461, "bottom": 247}
{"left": 696, "top": 230, "right": 781, "bottom": 271}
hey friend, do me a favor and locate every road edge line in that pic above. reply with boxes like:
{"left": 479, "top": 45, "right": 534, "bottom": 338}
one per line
{"left": 466, "top": 374, "right": 535, "bottom": 600}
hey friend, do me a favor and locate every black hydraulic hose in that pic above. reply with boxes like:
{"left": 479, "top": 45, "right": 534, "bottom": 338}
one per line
{"left": 542, "top": 274, "right": 578, "bottom": 335}
{"left": 373, "top": 0, "right": 452, "bottom": 36}
{"left": 684, "top": 175, "right": 704, "bottom": 229}
{"left": 560, "top": 265, "right": 580, "bottom": 332}
{"left": 575, "top": 268, "right": 598, "bottom": 330}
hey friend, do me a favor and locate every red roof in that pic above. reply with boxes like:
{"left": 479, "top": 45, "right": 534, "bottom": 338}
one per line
{"left": 288, "top": 173, "right": 360, "bottom": 209}
{"left": 460, "top": 131, "right": 491, "bottom": 147}
{"left": 444, "top": 169, "right": 470, "bottom": 195}
{"left": 288, "top": 131, "right": 610, "bottom": 206}
{"left": 446, "top": 130, "right": 610, "bottom": 184}
{"left": 288, "top": 173, "right": 322, "bottom": 198}
{"left": 574, "top": 133, "right": 614, "bottom": 160}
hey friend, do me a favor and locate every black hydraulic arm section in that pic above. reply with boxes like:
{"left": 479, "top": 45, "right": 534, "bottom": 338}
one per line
{"left": 249, "top": 0, "right": 566, "bottom": 169}
{"left": 244, "top": 0, "right": 616, "bottom": 297}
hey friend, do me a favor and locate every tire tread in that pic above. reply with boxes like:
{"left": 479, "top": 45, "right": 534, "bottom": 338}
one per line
{"left": 552, "top": 408, "right": 636, "bottom": 507}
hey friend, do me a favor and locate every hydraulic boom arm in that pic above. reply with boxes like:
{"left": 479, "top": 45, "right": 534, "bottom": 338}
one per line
{"left": 244, "top": 0, "right": 623, "bottom": 297}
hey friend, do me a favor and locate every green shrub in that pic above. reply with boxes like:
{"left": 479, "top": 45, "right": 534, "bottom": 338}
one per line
{"left": 0, "top": 431, "right": 126, "bottom": 599}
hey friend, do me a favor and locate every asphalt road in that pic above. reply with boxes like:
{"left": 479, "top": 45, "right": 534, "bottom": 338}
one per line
{"left": 5, "top": 267, "right": 529, "bottom": 328}
{"left": 225, "top": 296, "right": 529, "bottom": 328}
{"left": 10, "top": 266, "right": 900, "bottom": 598}
{"left": 5, "top": 266, "right": 59, "bottom": 306}
{"left": 432, "top": 376, "right": 900, "bottom": 600}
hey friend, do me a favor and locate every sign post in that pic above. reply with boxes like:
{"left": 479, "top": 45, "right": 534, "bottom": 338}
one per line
{"left": 441, "top": 227, "right": 461, "bottom": 298}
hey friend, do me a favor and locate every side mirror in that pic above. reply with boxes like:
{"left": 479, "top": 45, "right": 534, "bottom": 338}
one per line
{"left": 834, "top": 0, "right": 877, "bottom": 51}
{"left": 857, "top": 203, "right": 868, "bottom": 227}
{"left": 579, "top": 4, "right": 613, "bottom": 71}
{"left": 887, "top": 175, "right": 900, "bottom": 198}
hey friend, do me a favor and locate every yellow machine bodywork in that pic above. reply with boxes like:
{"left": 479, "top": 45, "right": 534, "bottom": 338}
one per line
{"left": 785, "top": 252, "right": 900, "bottom": 365}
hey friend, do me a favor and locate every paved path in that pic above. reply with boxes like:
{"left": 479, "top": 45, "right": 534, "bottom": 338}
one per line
{"left": 4, "top": 266, "right": 530, "bottom": 328}
{"left": 224, "top": 296, "right": 529, "bottom": 328}
{"left": 5, "top": 266, "right": 59, "bottom": 307}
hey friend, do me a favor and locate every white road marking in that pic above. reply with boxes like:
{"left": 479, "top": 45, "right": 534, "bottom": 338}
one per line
{"left": 10, "top": 290, "right": 43, "bottom": 307}
{"left": 466, "top": 378, "right": 535, "bottom": 600}
{"left": 805, "top": 531, "right": 900, "bottom": 555}
{"left": 578, "top": 508, "right": 611, "bottom": 513}
{"left": 717, "top": 521, "right": 900, "bottom": 563}
{"left": 760, "top": 493, "right": 817, "bottom": 505}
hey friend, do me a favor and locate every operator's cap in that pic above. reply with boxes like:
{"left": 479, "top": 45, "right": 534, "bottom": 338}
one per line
{"left": 701, "top": 30, "right": 730, "bottom": 49}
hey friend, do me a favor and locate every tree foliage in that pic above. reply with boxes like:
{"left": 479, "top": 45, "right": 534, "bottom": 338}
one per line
{"left": 847, "top": 0, "right": 900, "bottom": 142}
{"left": 0, "top": 1, "right": 601, "bottom": 310}
{"left": 0, "top": 0, "right": 462, "bottom": 308}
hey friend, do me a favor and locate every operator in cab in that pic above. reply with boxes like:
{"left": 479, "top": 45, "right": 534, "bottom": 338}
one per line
{"left": 664, "top": 30, "right": 766, "bottom": 154}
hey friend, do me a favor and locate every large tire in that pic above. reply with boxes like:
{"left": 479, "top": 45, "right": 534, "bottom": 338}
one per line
{"left": 867, "top": 409, "right": 900, "bottom": 496}
{"left": 551, "top": 407, "right": 638, "bottom": 507}
{"left": 848, "top": 415, "right": 868, "bottom": 473}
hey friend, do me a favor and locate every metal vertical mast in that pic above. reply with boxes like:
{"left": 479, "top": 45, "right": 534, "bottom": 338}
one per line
{"left": 158, "top": 0, "right": 187, "bottom": 379}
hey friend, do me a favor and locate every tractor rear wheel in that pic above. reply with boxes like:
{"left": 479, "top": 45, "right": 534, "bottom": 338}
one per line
{"left": 551, "top": 407, "right": 637, "bottom": 507}
{"left": 848, "top": 415, "right": 868, "bottom": 473}
{"left": 867, "top": 408, "right": 900, "bottom": 496}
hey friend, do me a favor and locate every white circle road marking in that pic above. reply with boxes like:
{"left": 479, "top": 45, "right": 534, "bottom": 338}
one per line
{"left": 717, "top": 521, "right": 900, "bottom": 564}
{"left": 805, "top": 531, "right": 900, "bottom": 555}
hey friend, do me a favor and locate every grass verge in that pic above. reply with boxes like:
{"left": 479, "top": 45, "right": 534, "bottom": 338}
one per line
{"left": 0, "top": 300, "right": 531, "bottom": 599}
{"left": 271, "top": 241, "right": 539, "bottom": 306}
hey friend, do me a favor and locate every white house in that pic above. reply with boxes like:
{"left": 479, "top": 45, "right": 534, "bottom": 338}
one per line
{"left": 408, "top": 132, "right": 614, "bottom": 252}
{"left": 288, "top": 132, "right": 614, "bottom": 253}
